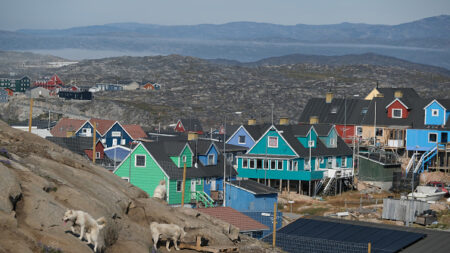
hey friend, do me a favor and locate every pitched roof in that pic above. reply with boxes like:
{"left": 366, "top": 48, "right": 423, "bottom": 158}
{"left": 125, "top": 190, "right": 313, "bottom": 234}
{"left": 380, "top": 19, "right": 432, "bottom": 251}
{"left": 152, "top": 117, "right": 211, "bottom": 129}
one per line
{"left": 142, "top": 141, "right": 236, "bottom": 180}
{"left": 51, "top": 118, "right": 86, "bottom": 137}
{"left": 179, "top": 118, "right": 203, "bottom": 132}
{"left": 436, "top": 99, "right": 450, "bottom": 110}
{"left": 46, "top": 136, "right": 97, "bottom": 155}
{"left": 197, "top": 207, "right": 269, "bottom": 232}
{"left": 298, "top": 98, "right": 370, "bottom": 125}
{"left": 229, "top": 180, "right": 278, "bottom": 195}
{"left": 89, "top": 118, "right": 116, "bottom": 135}
{"left": 244, "top": 124, "right": 271, "bottom": 141}
{"left": 376, "top": 88, "right": 420, "bottom": 99}
{"left": 123, "top": 124, "right": 148, "bottom": 139}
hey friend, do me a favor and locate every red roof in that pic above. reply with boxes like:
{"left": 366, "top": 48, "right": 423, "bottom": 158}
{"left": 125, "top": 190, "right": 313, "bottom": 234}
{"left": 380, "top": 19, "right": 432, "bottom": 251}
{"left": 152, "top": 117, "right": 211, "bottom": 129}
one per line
{"left": 123, "top": 124, "right": 148, "bottom": 139}
{"left": 51, "top": 118, "right": 86, "bottom": 137}
{"left": 197, "top": 207, "right": 268, "bottom": 232}
{"left": 89, "top": 118, "right": 116, "bottom": 135}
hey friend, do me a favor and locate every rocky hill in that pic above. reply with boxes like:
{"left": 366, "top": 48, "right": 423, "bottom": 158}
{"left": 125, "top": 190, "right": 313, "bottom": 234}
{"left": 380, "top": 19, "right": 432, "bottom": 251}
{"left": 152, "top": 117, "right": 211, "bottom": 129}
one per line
{"left": 0, "top": 120, "right": 275, "bottom": 252}
{"left": 1, "top": 53, "right": 449, "bottom": 130}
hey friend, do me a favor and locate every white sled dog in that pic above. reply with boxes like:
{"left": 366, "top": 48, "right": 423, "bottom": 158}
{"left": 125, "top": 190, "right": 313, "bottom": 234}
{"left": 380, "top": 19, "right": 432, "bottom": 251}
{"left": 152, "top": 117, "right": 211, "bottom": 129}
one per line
{"left": 153, "top": 180, "right": 167, "bottom": 200}
{"left": 63, "top": 209, "right": 107, "bottom": 252}
{"left": 150, "top": 222, "right": 186, "bottom": 251}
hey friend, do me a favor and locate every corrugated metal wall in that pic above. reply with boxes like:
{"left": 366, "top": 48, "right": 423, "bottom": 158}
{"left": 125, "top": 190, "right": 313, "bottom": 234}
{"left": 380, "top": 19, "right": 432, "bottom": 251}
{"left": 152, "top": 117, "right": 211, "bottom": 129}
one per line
{"left": 382, "top": 198, "right": 430, "bottom": 223}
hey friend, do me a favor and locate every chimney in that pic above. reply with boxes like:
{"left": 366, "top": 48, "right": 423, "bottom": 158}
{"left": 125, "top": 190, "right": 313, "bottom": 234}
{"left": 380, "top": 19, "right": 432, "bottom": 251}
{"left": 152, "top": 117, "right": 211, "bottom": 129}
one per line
{"left": 279, "top": 117, "right": 289, "bottom": 125}
{"left": 187, "top": 132, "right": 198, "bottom": 141}
{"left": 325, "top": 92, "right": 334, "bottom": 103}
{"left": 394, "top": 90, "right": 403, "bottom": 98}
{"left": 309, "top": 116, "right": 319, "bottom": 124}
{"left": 248, "top": 119, "right": 256, "bottom": 125}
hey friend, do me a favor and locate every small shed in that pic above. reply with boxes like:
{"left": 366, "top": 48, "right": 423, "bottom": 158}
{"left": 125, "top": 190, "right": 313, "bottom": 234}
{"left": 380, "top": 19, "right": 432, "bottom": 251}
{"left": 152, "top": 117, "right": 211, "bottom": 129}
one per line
{"left": 358, "top": 152, "right": 401, "bottom": 190}
{"left": 225, "top": 180, "right": 278, "bottom": 212}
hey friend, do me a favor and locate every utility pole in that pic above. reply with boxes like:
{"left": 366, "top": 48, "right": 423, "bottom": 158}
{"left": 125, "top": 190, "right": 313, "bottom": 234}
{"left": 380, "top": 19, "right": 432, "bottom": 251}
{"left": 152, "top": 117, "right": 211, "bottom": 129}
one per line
{"left": 28, "top": 98, "right": 33, "bottom": 132}
{"left": 223, "top": 115, "right": 227, "bottom": 206}
{"left": 92, "top": 123, "right": 97, "bottom": 164}
{"left": 181, "top": 162, "right": 187, "bottom": 207}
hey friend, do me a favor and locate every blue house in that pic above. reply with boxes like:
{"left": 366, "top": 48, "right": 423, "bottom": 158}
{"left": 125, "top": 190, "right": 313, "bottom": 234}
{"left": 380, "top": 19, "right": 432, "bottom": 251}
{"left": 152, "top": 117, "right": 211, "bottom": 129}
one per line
{"left": 104, "top": 146, "right": 131, "bottom": 163}
{"left": 225, "top": 180, "right": 278, "bottom": 212}
{"left": 424, "top": 99, "right": 449, "bottom": 126}
{"left": 226, "top": 124, "right": 268, "bottom": 149}
{"left": 236, "top": 124, "right": 354, "bottom": 196}
{"left": 75, "top": 120, "right": 102, "bottom": 139}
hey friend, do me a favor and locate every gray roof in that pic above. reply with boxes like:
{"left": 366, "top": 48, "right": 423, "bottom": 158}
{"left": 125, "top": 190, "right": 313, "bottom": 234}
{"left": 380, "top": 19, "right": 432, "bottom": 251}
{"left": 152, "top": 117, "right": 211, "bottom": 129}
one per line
{"left": 142, "top": 141, "right": 236, "bottom": 180}
{"left": 299, "top": 98, "right": 370, "bottom": 125}
{"left": 179, "top": 118, "right": 203, "bottom": 132}
{"left": 229, "top": 180, "right": 278, "bottom": 195}
{"left": 244, "top": 124, "right": 271, "bottom": 141}
{"left": 46, "top": 136, "right": 96, "bottom": 155}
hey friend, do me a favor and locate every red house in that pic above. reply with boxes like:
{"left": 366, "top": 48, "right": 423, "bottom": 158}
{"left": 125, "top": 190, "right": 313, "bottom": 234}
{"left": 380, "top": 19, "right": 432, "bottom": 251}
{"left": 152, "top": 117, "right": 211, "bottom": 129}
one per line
{"left": 174, "top": 118, "right": 204, "bottom": 134}
{"left": 34, "top": 74, "right": 64, "bottom": 91}
{"left": 84, "top": 141, "right": 106, "bottom": 160}
{"left": 385, "top": 98, "right": 409, "bottom": 119}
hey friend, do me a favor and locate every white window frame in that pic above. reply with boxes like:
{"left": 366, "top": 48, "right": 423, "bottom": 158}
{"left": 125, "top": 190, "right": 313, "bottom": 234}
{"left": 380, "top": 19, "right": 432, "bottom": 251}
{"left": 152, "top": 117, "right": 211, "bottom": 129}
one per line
{"left": 196, "top": 179, "right": 201, "bottom": 185}
{"left": 176, "top": 180, "right": 182, "bottom": 192}
{"left": 121, "top": 139, "right": 126, "bottom": 145}
{"left": 330, "top": 138, "right": 336, "bottom": 147}
{"left": 208, "top": 154, "right": 215, "bottom": 165}
{"left": 319, "top": 157, "right": 324, "bottom": 164}
{"left": 308, "top": 140, "right": 315, "bottom": 147}
{"left": 182, "top": 155, "right": 187, "bottom": 163}
{"left": 341, "top": 157, "right": 347, "bottom": 168}
{"left": 304, "top": 158, "right": 311, "bottom": 171}
{"left": 327, "top": 156, "right": 333, "bottom": 168}
{"left": 101, "top": 138, "right": 106, "bottom": 143}
{"left": 286, "top": 160, "right": 291, "bottom": 171}
{"left": 268, "top": 136, "right": 278, "bottom": 148}
{"left": 432, "top": 109, "right": 439, "bottom": 117}
{"left": 277, "top": 160, "right": 283, "bottom": 170}
{"left": 392, "top": 109, "right": 402, "bottom": 118}
{"left": 121, "top": 177, "right": 130, "bottom": 182}
{"left": 293, "top": 161, "right": 298, "bottom": 171}
{"left": 429, "top": 132, "right": 438, "bottom": 143}
{"left": 249, "top": 159, "right": 255, "bottom": 169}
{"left": 111, "top": 131, "right": 121, "bottom": 137}
{"left": 356, "top": 126, "right": 363, "bottom": 137}
{"left": 264, "top": 159, "right": 269, "bottom": 170}
{"left": 96, "top": 152, "right": 100, "bottom": 159}
{"left": 242, "top": 158, "right": 248, "bottom": 168}
{"left": 270, "top": 160, "right": 276, "bottom": 170}
{"left": 135, "top": 154, "right": 146, "bottom": 167}
{"left": 238, "top": 135, "right": 246, "bottom": 144}
{"left": 256, "top": 159, "right": 263, "bottom": 169}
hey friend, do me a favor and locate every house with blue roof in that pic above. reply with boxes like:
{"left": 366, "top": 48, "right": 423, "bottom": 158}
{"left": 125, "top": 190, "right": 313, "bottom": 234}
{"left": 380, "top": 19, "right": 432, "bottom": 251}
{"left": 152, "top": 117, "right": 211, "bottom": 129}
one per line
{"left": 236, "top": 124, "right": 353, "bottom": 196}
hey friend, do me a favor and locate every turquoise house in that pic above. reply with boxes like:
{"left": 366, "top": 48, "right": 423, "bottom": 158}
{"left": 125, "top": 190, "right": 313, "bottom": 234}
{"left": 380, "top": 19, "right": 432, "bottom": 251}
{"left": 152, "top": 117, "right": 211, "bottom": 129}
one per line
{"left": 236, "top": 124, "right": 353, "bottom": 196}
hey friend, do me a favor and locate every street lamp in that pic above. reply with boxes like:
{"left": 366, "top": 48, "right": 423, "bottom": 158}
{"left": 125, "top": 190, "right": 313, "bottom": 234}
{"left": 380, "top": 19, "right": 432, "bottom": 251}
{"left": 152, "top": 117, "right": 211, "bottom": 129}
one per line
{"left": 223, "top": 111, "right": 242, "bottom": 207}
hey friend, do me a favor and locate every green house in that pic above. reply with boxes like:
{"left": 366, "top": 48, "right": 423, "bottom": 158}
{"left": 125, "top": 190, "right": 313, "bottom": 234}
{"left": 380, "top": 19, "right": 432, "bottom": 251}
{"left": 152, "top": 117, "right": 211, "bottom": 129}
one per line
{"left": 0, "top": 76, "right": 30, "bottom": 92}
{"left": 113, "top": 140, "right": 230, "bottom": 206}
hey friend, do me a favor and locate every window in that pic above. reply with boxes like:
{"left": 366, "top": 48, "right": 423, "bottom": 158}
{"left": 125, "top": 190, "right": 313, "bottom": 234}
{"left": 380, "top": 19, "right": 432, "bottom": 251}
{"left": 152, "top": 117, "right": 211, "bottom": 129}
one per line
{"left": 330, "top": 138, "right": 336, "bottom": 147}
{"left": 429, "top": 133, "right": 437, "bottom": 143}
{"left": 308, "top": 140, "right": 315, "bottom": 147}
{"left": 341, "top": 157, "right": 347, "bottom": 168}
{"left": 242, "top": 158, "right": 248, "bottom": 168}
{"left": 196, "top": 179, "right": 201, "bottom": 185}
{"left": 304, "top": 158, "right": 311, "bottom": 171}
{"left": 101, "top": 138, "right": 106, "bottom": 143}
{"left": 293, "top": 161, "right": 298, "bottom": 171}
{"left": 270, "top": 160, "right": 276, "bottom": 170}
{"left": 432, "top": 109, "right": 439, "bottom": 117}
{"left": 277, "top": 160, "right": 283, "bottom": 170}
{"left": 96, "top": 152, "right": 100, "bottom": 159}
{"left": 256, "top": 159, "right": 263, "bottom": 169}
{"left": 182, "top": 155, "right": 187, "bottom": 163}
{"left": 122, "top": 177, "right": 129, "bottom": 182}
{"left": 176, "top": 180, "right": 182, "bottom": 192}
{"left": 330, "top": 107, "right": 338, "bottom": 114}
{"left": 319, "top": 157, "right": 324, "bottom": 164}
{"left": 264, "top": 159, "right": 269, "bottom": 170}
{"left": 286, "top": 161, "right": 291, "bottom": 171}
{"left": 268, "top": 136, "right": 278, "bottom": 148}
{"left": 238, "top": 135, "right": 246, "bottom": 144}
{"left": 111, "top": 131, "right": 121, "bottom": 137}
{"left": 392, "top": 109, "right": 402, "bottom": 118}
{"left": 327, "top": 156, "right": 333, "bottom": 168}
{"left": 135, "top": 155, "right": 146, "bottom": 167}
{"left": 375, "top": 128, "right": 383, "bottom": 137}
{"left": 208, "top": 154, "right": 215, "bottom": 165}
{"left": 249, "top": 159, "right": 255, "bottom": 169}
{"left": 121, "top": 139, "right": 126, "bottom": 145}
{"left": 356, "top": 126, "right": 363, "bottom": 136}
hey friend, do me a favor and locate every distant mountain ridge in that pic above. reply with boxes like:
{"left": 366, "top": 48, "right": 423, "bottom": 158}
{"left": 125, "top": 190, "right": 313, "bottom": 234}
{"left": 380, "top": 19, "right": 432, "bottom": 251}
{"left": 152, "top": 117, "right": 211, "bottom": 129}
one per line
{"left": 0, "top": 15, "right": 449, "bottom": 69}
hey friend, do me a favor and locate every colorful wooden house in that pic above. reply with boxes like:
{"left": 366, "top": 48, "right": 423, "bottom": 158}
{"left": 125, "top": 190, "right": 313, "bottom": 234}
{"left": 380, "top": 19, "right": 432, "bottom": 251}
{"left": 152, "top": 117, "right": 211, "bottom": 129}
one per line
{"left": 236, "top": 124, "right": 353, "bottom": 196}
{"left": 226, "top": 124, "right": 269, "bottom": 149}
{"left": 299, "top": 92, "right": 370, "bottom": 145}
{"left": 113, "top": 140, "right": 235, "bottom": 206}
{"left": 174, "top": 118, "right": 204, "bottom": 134}
{"left": 46, "top": 136, "right": 106, "bottom": 162}
{"left": 34, "top": 74, "right": 63, "bottom": 91}
{"left": 51, "top": 118, "right": 87, "bottom": 137}
{"left": 0, "top": 76, "right": 31, "bottom": 92}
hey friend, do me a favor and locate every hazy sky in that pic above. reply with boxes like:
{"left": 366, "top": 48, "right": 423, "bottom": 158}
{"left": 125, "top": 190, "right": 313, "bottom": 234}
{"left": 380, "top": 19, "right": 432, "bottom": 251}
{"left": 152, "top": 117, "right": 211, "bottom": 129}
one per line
{"left": 1, "top": 0, "right": 449, "bottom": 30}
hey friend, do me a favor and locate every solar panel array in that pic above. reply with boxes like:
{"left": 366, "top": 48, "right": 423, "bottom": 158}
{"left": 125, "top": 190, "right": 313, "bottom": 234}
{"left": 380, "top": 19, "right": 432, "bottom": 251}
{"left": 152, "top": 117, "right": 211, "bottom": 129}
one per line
{"left": 266, "top": 218, "right": 426, "bottom": 253}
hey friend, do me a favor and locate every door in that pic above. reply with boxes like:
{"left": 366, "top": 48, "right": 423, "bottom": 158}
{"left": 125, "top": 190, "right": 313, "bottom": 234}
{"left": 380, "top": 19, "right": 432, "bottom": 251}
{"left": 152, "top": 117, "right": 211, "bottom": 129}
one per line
{"left": 442, "top": 132, "right": 448, "bottom": 143}
{"left": 112, "top": 139, "right": 117, "bottom": 146}
{"left": 210, "top": 178, "right": 216, "bottom": 191}
{"left": 191, "top": 180, "right": 196, "bottom": 199}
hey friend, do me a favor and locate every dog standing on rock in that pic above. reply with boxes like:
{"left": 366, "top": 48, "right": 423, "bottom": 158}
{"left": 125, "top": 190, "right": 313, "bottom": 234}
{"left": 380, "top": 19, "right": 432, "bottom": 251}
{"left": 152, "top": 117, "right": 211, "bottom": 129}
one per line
{"left": 63, "top": 209, "right": 107, "bottom": 252}
{"left": 150, "top": 222, "right": 186, "bottom": 251}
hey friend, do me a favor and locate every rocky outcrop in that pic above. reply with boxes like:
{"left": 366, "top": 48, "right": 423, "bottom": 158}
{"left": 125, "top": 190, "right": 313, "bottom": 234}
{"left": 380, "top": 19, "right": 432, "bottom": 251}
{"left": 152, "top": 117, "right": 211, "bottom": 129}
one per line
{"left": 0, "top": 120, "right": 278, "bottom": 252}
